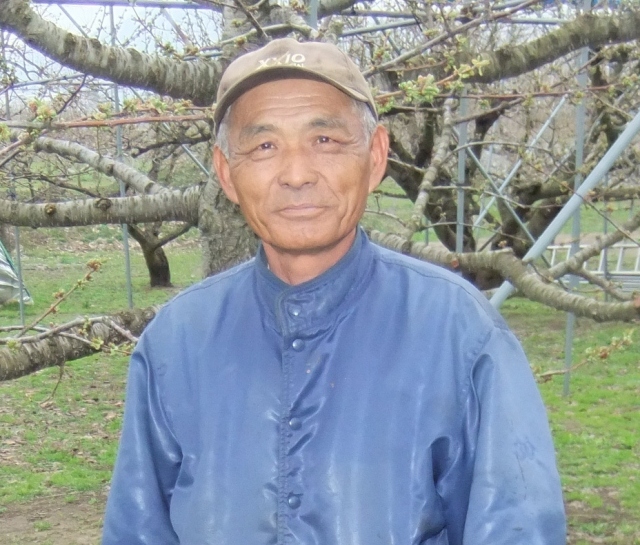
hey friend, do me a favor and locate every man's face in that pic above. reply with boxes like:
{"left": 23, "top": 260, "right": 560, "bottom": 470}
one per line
{"left": 213, "top": 78, "right": 388, "bottom": 258}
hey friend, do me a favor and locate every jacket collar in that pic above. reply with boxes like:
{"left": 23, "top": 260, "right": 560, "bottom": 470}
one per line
{"left": 254, "top": 228, "right": 374, "bottom": 337}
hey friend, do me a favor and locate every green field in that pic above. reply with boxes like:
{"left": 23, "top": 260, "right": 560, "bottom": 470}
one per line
{"left": 0, "top": 227, "right": 638, "bottom": 544}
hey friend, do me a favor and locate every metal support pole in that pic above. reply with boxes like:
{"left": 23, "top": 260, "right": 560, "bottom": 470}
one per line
{"left": 341, "top": 19, "right": 419, "bottom": 37}
{"left": 308, "top": 0, "right": 318, "bottom": 29}
{"left": 110, "top": 7, "right": 134, "bottom": 309}
{"left": 603, "top": 175, "right": 610, "bottom": 302}
{"left": 456, "top": 93, "right": 468, "bottom": 254}
{"left": 563, "top": 39, "right": 589, "bottom": 396}
{"left": 489, "top": 107, "right": 640, "bottom": 308}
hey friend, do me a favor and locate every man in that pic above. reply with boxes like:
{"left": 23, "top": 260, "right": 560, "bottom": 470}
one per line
{"left": 102, "top": 38, "right": 566, "bottom": 544}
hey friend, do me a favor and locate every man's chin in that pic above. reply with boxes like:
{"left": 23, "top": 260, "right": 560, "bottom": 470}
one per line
{"left": 263, "top": 229, "right": 357, "bottom": 257}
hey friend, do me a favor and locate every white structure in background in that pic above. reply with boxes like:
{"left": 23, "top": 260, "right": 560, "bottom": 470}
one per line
{"left": 0, "top": 242, "right": 31, "bottom": 305}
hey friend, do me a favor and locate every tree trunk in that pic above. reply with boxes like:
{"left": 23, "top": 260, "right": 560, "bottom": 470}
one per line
{"left": 198, "top": 175, "right": 257, "bottom": 277}
{"left": 127, "top": 225, "right": 172, "bottom": 288}
{"left": 144, "top": 247, "right": 171, "bottom": 287}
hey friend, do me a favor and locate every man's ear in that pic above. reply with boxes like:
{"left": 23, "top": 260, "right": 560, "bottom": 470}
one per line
{"left": 213, "top": 145, "right": 239, "bottom": 204}
{"left": 367, "top": 125, "right": 390, "bottom": 193}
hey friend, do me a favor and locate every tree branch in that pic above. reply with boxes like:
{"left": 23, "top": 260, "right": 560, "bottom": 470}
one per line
{"left": 405, "top": 98, "right": 455, "bottom": 238}
{"left": 154, "top": 222, "right": 194, "bottom": 249}
{"left": 548, "top": 204, "right": 640, "bottom": 280}
{"left": 369, "top": 230, "right": 640, "bottom": 322}
{"left": 0, "top": 307, "right": 157, "bottom": 382}
{"left": 34, "top": 137, "right": 168, "bottom": 196}
{"left": 472, "top": 11, "right": 640, "bottom": 84}
{"left": 318, "top": 0, "right": 359, "bottom": 18}
{"left": 0, "top": 0, "right": 223, "bottom": 105}
{"left": 0, "top": 186, "right": 201, "bottom": 228}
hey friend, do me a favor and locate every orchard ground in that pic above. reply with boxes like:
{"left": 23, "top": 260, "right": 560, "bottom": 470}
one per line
{"left": 0, "top": 224, "right": 638, "bottom": 544}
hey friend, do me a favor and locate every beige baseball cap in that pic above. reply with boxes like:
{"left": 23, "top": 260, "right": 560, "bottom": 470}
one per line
{"left": 214, "top": 38, "right": 377, "bottom": 131}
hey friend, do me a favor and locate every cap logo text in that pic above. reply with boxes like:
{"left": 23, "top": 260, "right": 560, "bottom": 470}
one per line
{"left": 257, "top": 53, "right": 306, "bottom": 70}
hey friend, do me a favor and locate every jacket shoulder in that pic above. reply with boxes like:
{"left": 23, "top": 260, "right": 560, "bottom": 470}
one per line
{"left": 370, "top": 242, "right": 508, "bottom": 331}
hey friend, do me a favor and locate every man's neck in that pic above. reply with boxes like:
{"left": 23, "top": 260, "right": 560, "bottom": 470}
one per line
{"left": 263, "top": 230, "right": 357, "bottom": 286}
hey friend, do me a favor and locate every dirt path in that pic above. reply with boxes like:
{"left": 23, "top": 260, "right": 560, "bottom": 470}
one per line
{"left": 1, "top": 493, "right": 105, "bottom": 545}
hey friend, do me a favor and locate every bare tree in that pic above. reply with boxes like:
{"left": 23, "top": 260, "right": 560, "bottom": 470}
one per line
{"left": 2, "top": 0, "right": 640, "bottom": 379}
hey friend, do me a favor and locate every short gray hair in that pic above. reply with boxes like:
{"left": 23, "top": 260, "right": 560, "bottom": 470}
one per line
{"left": 216, "top": 98, "right": 377, "bottom": 158}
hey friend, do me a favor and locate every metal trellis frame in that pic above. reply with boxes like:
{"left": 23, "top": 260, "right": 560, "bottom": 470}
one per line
{"left": 489, "top": 109, "right": 640, "bottom": 306}
{"left": 3, "top": 0, "right": 636, "bottom": 368}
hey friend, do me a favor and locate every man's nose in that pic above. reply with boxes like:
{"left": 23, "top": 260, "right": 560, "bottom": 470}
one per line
{"left": 278, "top": 147, "right": 318, "bottom": 188}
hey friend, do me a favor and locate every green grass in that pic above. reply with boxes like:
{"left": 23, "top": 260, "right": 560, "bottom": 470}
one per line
{"left": 0, "top": 230, "right": 639, "bottom": 543}
{"left": 0, "top": 351, "right": 128, "bottom": 503}
{"left": 362, "top": 177, "right": 412, "bottom": 234}
{"left": 558, "top": 200, "right": 637, "bottom": 237}
{"left": 0, "top": 234, "right": 202, "bottom": 506}
{"left": 504, "top": 299, "right": 640, "bottom": 543}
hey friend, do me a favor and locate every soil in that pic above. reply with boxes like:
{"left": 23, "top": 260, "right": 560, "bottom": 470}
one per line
{"left": 1, "top": 493, "right": 105, "bottom": 545}
{"left": 0, "top": 492, "right": 631, "bottom": 544}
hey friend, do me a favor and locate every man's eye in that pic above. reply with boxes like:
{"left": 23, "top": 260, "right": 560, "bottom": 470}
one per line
{"left": 317, "top": 136, "right": 332, "bottom": 144}
{"left": 257, "top": 142, "right": 274, "bottom": 150}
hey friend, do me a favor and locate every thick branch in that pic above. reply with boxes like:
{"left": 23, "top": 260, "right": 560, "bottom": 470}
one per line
{"left": 473, "top": 11, "right": 640, "bottom": 83}
{"left": 406, "top": 98, "right": 455, "bottom": 238}
{"left": 34, "top": 137, "right": 167, "bottom": 195}
{"left": 0, "top": 307, "right": 157, "bottom": 382}
{"left": 0, "top": 0, "right": 223, "bottom": 105}
{"left": 0, "top": 186, "right": 201, "bottom": 227}
{"left": 318, "top": 0, "right": 359, "bottom": 18}
{"left": 369, "top": 231, "right": 640, "bottom": 322}
{"left": 155, "top": 222, "right": 194, "bottom": 250}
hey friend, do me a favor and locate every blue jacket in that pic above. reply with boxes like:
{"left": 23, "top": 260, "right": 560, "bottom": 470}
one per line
{"left": 102, "top": 230, "right": 566, "bottom": 544}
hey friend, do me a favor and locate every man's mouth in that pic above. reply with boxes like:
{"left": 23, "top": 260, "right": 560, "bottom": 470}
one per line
{"left": 278, "top": 204, "right": 325, "bottom": 216}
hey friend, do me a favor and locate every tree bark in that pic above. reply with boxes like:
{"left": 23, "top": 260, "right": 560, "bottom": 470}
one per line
{"left": 127, "top": 225, "right": 172, "bottom": 287}
{"left": 471, "top": 11, "right": 640, "bottom": 84}
{"left": 0, "top": 307, "right": 157, "bottom": 382}
{"left": 0, "top": 0, "right": 223, "bottom": 105}
{"left": 198, "top": 175, "right": 257, "bottom": 277}
{"left": 0, "top": 186, "right": 200, "bottom": 227}
{"left": 369, "top": 230, "right": 640, "bottom": 322}
{"left": 0, "top": 0, "right": 358, "bottom": 106}
{"left": 5, "top": 0, "right": 640, "bottom": 104}
{"left": 35, "top": 137, "right": 167, "bottom": 196}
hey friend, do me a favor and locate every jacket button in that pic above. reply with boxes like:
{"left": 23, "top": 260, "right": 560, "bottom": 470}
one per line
{"left": 287, "top": 494, "right": 301, "bottom": 509}
{"left": 289, "top": 305, "right": 301, "bottom": 317}
{"left": 292, "top": 339, "right": 304, "bottom": 351}
{"left": 288, "top": 417, "right": 302, "bottom": 430}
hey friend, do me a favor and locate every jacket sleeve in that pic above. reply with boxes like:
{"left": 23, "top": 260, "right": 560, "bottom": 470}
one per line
{"left": 461, "top": 325, "right": 566, "bottom": 545}
{"left": 102, "top": 332, "right": 182, "bottom": 545}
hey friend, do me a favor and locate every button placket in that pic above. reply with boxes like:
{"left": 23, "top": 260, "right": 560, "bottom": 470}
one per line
{"left": 277, "top": 339, "right": 296, "bottom": 541}
{"left": 283, "top": 325, "right": 310, "bottom": 529}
